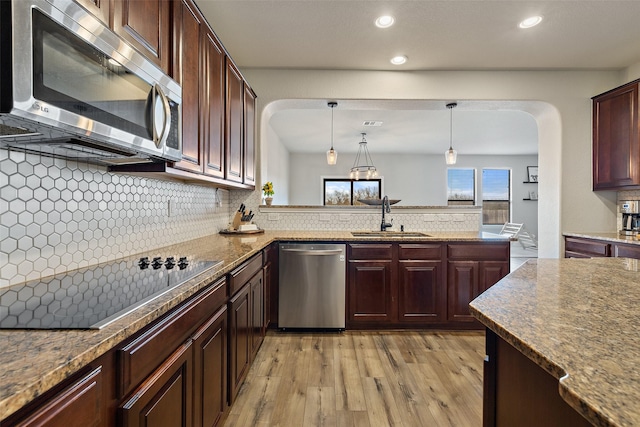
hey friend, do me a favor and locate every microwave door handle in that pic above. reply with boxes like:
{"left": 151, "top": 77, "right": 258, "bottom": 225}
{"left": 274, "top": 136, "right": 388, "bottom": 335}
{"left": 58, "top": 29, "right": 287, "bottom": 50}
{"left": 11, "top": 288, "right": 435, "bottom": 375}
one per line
{"left": 151, "top": 84, "right": 171, "bottom": 148}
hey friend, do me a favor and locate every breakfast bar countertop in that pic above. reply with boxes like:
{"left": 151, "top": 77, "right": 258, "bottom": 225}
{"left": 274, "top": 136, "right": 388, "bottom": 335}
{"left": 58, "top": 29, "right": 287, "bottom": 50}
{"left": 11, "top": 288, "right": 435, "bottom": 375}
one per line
{"left": 0, "top": 229, "right": 507, "bottom": 421}
{"left": 470, "top": 257, "right": 640, "bottom": 427}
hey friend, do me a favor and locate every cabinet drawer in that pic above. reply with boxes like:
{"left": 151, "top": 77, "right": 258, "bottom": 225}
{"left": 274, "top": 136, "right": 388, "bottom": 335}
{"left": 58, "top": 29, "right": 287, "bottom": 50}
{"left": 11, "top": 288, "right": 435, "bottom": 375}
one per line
{"left": 447, "top": 243, "right": 509, "bottom": 260}
{"left": 117, "top": 277, "right": 227, "bottom": 397}
{"left": 14, "top": 367, "right": 103, "bottom": 427}
{"left": 398, "top": 243, "right": 443, "bottom": 260}
{"left": 564, "top": 237, "right": 610, "bottom": 257}
{"left": 348, "top": 243, "right": 393, "bottom": 260}
{"left": 229, "top": 254, "right": 263, "bottom": 296}
{"left": 613, "top": 242, "right": 640, "bottom": 259}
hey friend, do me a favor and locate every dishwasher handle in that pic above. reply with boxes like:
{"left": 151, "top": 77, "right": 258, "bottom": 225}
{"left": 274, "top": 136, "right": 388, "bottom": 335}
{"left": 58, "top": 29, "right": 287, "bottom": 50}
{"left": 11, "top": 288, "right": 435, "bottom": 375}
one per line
{"left": 281, "top": 248, "right": 343, "bottom": 255}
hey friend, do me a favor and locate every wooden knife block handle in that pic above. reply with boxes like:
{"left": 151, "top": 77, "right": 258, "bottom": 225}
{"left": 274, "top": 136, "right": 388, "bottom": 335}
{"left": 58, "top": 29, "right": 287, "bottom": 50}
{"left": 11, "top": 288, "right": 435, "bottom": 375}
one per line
{"left": 232, "top": 212, "right": 242, "bottom": 230}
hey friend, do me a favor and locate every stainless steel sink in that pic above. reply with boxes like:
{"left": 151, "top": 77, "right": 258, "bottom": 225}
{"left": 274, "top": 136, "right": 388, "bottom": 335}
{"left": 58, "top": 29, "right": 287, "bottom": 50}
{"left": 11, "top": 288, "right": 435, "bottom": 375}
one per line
{"left": 351, "top": 231, "right": 431, "bottom": 238}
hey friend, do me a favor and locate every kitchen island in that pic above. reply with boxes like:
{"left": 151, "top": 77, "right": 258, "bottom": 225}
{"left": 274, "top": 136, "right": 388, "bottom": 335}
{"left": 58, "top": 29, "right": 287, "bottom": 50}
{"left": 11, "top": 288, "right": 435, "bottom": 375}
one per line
{"left": 470, "top": 257, "right": 640, "bottom": 427}
{"left": 0, "top": 230, "right": 508, "bottom": 423}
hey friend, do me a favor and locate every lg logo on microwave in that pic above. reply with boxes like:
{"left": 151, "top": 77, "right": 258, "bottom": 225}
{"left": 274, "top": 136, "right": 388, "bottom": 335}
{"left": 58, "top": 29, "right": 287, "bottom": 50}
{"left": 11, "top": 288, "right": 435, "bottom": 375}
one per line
{"left": 32, "top": 102, "right": 49, "bottom": 113}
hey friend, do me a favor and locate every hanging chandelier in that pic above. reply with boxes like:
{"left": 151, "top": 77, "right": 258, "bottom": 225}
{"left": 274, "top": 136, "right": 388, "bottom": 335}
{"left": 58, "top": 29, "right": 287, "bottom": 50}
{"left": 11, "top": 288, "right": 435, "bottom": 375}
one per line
{"left": 350, "top": 133, "right": 378, "bottom": 180}
{"left": 445, "top": 102, "right": 458, "bottom": 165}
{"left": 326, "top": 102, "right": 338, "bottom": 165}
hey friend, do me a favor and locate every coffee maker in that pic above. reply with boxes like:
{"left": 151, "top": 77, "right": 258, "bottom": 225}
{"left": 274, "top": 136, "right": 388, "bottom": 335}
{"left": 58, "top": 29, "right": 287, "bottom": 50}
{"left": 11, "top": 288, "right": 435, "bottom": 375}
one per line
{"left": 620, "top": 201, "right": 640, "bottom": 236}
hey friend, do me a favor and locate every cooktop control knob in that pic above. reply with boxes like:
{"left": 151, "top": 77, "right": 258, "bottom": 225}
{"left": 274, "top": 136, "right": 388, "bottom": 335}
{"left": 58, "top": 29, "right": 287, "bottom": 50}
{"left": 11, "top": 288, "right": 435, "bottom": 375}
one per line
{"left": 165, "top": 256, "right": 176, "bottom": 269}
{"left": 178, "top": 257, "right": 189, "bottom": 270}
{"left": 138, "top": 257, "right": 150, "bottom": 269}
{"left": 151, "top": 257, "right": 163, "bottom": 269}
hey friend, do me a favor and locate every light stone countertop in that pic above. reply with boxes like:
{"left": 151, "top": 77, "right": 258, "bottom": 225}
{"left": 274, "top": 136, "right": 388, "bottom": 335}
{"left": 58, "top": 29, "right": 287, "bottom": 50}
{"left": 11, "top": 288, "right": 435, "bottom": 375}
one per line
{"left": 470, "top": 257, "right": 640, "bottom": 427}
{"left": 563, "top": 232, "right": 640, "bottom": 245}
{"left": 0, "top": 230, "right": 506, "bottom": 421}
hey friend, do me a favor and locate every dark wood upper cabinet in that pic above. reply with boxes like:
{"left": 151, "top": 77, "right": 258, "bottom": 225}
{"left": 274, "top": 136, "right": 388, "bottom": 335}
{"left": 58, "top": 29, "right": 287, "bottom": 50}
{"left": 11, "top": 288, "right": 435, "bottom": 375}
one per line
{"left": 112, "top": 0, "right": 171, "bottom": 73}
{"left": 203, "top": 30, "right": 226, "bottom": 179}
{"left": 243, "top": 86, "right": 257, "bottom": 186}
{"left": 593, "top": 80, "right": 640, "bottom": 190}
{"left": 225, "top": 60, "right": 244, "bottom": 184}
{"left": 172, "top": 0, "right": 204, "bottom": 174}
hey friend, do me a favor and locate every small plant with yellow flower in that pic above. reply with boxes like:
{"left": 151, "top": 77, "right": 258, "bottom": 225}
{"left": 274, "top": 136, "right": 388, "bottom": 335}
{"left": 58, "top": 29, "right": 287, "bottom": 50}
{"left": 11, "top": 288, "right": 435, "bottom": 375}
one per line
{"left": 262, "top": 181, "right": 274, "bottom": 197}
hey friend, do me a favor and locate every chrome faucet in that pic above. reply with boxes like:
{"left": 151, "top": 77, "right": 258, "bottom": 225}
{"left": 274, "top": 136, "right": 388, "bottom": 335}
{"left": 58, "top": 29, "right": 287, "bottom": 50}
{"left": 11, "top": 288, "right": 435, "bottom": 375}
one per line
{"left": 381, "top": 195, "right": 393, "bottom": 231}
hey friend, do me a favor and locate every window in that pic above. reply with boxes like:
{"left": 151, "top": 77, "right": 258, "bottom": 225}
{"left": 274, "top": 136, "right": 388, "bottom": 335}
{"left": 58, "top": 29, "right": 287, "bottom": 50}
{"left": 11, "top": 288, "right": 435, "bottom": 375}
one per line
{"left": 324, "top": 179, "right": 381, "bottom": 205}
{"left": 447, "top": 169, "right": 475, "bottom": 206}
{"left": 482, "top": 169, "right": 511, "bottom": 225}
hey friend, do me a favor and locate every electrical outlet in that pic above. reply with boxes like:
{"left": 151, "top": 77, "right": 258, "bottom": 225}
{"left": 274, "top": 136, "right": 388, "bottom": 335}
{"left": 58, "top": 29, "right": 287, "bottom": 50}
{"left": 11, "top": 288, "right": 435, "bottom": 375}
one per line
{"left": 268, "top": 213, "right": 280, "bottom": 221}
{"left": 168, "top": 199, "right": 176, "bottom": 217}
{"left": 339, "top": 214, "right": 351, "bottom": 221}
{"left": 319, "top": 214, "right": 330, "bottom": 222}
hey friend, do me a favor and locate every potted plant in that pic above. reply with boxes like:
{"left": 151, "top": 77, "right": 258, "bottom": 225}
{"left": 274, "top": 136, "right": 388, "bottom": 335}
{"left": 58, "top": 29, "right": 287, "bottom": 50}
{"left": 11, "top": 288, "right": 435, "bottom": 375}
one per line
{"left": 262, "top": 181, "right": 274, "bottom": 205}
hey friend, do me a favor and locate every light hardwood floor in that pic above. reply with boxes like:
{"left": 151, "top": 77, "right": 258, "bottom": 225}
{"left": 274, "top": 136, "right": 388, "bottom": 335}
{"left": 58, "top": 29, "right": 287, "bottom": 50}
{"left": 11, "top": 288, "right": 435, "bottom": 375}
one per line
{"left": 223, "top": 330, "right": 485, "bottom": 427}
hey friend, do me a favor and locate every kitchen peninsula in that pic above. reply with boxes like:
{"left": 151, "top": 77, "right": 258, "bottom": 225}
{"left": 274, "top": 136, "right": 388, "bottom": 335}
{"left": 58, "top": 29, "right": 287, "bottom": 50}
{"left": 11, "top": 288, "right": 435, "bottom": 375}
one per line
{"left": 0, "top": 230, "right": 508, "bottom": 424}
{"left": 470, "top": 257, "right": 640, "bottom": 427}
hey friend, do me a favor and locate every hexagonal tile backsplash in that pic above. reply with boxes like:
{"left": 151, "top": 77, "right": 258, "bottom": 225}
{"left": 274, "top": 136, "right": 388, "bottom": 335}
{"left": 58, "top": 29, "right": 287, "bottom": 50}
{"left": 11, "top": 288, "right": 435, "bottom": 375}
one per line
{"left": 0, "top": 149, "right": 229, "bottom": 288}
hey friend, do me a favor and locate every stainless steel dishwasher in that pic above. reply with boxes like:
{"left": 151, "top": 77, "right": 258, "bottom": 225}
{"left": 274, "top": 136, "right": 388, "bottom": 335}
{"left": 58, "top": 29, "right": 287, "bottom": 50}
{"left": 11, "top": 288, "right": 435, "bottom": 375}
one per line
{"left": 279, "top": 243, "right": 346, "bottom": 329}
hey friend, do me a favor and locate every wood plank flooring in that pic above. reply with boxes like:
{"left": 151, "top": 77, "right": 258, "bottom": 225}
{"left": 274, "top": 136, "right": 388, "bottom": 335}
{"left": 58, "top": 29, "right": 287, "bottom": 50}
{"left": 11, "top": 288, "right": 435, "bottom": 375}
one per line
{"left": 223, "top": 330, "right": 485, "bottom": 427}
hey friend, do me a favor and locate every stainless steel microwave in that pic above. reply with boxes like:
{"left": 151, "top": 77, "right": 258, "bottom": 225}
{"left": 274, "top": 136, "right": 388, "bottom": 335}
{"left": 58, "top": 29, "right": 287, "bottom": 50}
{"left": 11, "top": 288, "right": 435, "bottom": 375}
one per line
{"left": 0, "top": 0, "right": 182, "bottom": 164}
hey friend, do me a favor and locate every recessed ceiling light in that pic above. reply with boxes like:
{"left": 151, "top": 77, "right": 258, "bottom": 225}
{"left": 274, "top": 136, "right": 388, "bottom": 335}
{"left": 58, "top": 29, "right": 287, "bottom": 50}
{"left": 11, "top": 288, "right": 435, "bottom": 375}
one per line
{"left": 519, "top": 15, "right": 543, "bottom": 29}
{"left": 390, "top": 55, "right": 407, "bottom": 65}
{"left": 375, "top": 15, "right": 395, "bottom": 28}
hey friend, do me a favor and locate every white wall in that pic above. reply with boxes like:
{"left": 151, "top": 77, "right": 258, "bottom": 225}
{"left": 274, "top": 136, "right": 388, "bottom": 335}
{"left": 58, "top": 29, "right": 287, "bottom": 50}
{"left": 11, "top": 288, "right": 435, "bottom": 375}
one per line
{"left": 288, "top": 152, "right": 538, "bottom": 235}
{"left": 243, "top": 68, "right": 625, "bottom": 258}
{"left": 260, "top": 119, "right": 290, "bottom": 205}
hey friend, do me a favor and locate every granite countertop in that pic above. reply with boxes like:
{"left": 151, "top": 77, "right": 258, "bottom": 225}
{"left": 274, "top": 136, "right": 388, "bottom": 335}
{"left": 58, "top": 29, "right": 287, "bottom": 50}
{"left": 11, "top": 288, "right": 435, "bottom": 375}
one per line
{"left": 470, "top": 257, "right": 640, "bottom": 427}
{"left": 563, "top": 231, "right": 640, "bottom": 246}
{"left": 0, "top": 229, "right": 506, "bottom": 420}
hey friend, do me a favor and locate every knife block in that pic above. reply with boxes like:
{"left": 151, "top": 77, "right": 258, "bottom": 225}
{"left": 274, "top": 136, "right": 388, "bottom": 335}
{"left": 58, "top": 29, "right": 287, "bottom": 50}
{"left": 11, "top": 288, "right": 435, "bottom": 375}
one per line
{"left": 232, "top": 212, "right": 243, "bottom": 230}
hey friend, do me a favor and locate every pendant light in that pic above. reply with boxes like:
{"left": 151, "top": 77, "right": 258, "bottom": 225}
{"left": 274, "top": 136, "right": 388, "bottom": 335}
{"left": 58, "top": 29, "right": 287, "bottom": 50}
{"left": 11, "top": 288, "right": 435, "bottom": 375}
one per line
{"left": 445, "top": 102, "right": 458, "bottom": 165}
{"left": 326, "top": 102, "right": 338, "bottom": 165}
{"left": 350, "top": 133, "right": 378, "bottom": 180}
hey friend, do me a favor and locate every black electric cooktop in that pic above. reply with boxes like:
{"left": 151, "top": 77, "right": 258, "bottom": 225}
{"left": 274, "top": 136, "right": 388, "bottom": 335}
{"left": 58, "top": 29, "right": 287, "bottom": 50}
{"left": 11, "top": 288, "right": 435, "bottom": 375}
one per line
{"left": 0, "top": 255, "right": 221, "bottom": 330}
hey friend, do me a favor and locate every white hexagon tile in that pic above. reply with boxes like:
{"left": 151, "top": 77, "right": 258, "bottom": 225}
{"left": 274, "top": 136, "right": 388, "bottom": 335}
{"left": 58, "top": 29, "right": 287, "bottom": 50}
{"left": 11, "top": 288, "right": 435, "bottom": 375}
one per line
{"left": 0, "top": 149, "right": 230, "bottom": 288}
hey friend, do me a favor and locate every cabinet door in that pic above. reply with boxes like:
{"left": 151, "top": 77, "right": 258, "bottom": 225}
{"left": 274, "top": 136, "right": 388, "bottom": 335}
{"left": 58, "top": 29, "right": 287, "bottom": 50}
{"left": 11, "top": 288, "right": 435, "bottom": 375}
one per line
{"left": 225, "top": 60, "right": 244, "bottom": 183}
{"left": 593, "top": 82, "right": 640, "bottom": 190}
{"left": 172, "top": 0, "right": 204, "bottom": 173}
{"left": 447, "top": 260, "right": 480, "bottom": 322}
{"left": 192, "top": 305, "right": 227, "bottom": 427}
{"left": 243, "top": 85, "right": 257, "bottom": 186}
{"left": 250, "top": 272, "right": 265, "bottom": 359}
{"left": 75, "top": 0, "right": 110, "bottom": 25}
{"left": 228, "top": 284, "right": 251, "bottom": 404}
{"left": 203, "top": 30, "right": 226, "bottom": 178}
{"left": 348, "top": 260, "right": 394, "bottom": 325}
{"left": 14, "top": 367, "right": 103, "bottom": 427}
{"left": 112, "top": 0, "right": 171, "bottom": 73}
{"left": 398, "top": 260, "right": 445, "bottom": 323}
{"left": 479, "top": 261, "right": 509, "bottom": 293}
{"left": 119, "top": 341, "right": 193, "bottom": 427}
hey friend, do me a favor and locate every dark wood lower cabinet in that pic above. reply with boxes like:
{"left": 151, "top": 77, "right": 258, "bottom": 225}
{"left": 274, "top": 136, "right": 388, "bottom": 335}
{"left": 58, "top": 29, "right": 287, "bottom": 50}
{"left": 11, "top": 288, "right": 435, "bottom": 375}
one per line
{"left": 192, "top": 305, "right": 227, "bottom": 427}
{"left": 564, "top": 235, "right": 640, "bottom": 260}
{"left": 250, "top": 272, "right": 264, "bottom": 360}
{"left": 484, "top": 330, "right": 592, "bottom": 427}
{"left": 348, "top": 242, "right": 509, "bottom": 328}
{"left": 119, "top": 341, "right": 193, "bottom": 427}
{"left": 11, "top": 367, "right": 104, "bottom": 427}
{"left": 229, "top": 283, "right": 251, "bottom": 405}
{"left": 398, "top": 260, "right": 445, "bottom": 323}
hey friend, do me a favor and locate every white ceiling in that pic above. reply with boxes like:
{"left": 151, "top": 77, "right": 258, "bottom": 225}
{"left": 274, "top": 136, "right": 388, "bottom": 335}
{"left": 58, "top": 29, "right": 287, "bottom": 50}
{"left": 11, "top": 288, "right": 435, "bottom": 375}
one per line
{"left": 194, "top": 0, "right": 640, "bottom": 156}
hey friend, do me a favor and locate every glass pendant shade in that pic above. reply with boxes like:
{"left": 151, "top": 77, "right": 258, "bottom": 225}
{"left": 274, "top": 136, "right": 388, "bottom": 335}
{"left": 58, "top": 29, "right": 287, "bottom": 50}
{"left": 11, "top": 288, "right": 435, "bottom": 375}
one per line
{"left": 445, "top": 148, "right": 457, "bottom": 164}
{"left": 445, "top": 102, "right": 458, "bottom": 165}
{"left": 326, "top": 148, "right": 337, "bottom": 165}
{"left": 327, "top": 101, "right": 338, "bottom": 165}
